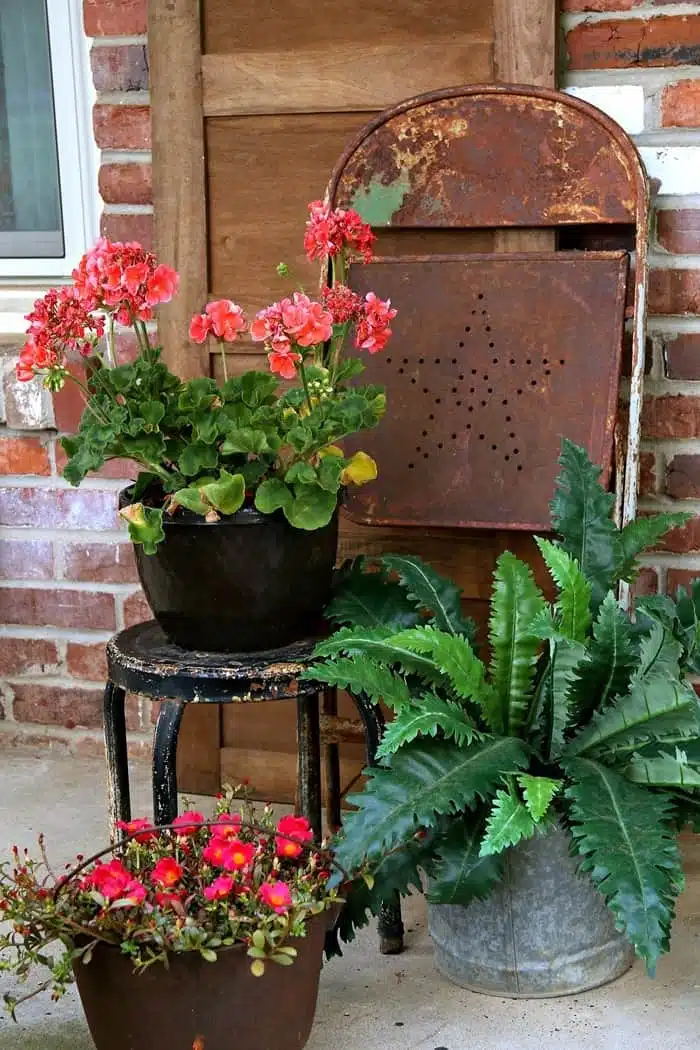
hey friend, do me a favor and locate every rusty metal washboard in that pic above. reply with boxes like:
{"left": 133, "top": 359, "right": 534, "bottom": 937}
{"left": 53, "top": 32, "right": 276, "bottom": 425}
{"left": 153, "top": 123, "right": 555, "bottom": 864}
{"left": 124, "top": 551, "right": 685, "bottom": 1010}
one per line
{"left": 328, "top": 85, "right": 649, "bottom": 536}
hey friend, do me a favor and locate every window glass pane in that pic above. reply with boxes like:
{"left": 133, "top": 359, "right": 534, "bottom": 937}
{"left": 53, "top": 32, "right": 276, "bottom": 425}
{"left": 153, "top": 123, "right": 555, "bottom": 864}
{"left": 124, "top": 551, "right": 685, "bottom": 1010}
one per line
{"left": 0, "top": 0, "right": 63, "bottom": 258}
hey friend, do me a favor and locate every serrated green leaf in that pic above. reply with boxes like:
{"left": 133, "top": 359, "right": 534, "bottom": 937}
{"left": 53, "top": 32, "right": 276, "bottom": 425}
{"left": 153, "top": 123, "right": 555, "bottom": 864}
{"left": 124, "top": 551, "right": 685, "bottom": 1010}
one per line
{"left": 625, "top": 748, "right": 700, "bottom": 788}
{"left": 566, "top": 635, "right": 697, "bottom": 759}
{"left": 375, "top": 694, "right": 480, "bottom": 758}
{"left": 334, "top": 737, "right": 530, "bottom": 873}
{"left": 388, "top": 626, "right": 486, "bottom": 705}
{"left": 488, "top": 552, "right": 545, "bottom": 736}
{"left": 617, "top": 513, "right": 691, "bottom": 582}
{"left": 564, "top": 757, "right": 684, "bottom": 975}
{"left": 426, "top": 817, "right": 504, "bottom": 905}
{"left": 517, "top": 774, "right": 562, "bottom": 822}
{"left": 479, "top": 790, "right": 536, "bottom": 856}
{"left": 571, "top": 591, "right": 638, "bottom": 726}
{"left": 302, "top": 654, "right": 410, "bottom": 710}
{"left": 550, "top": 438, "right": 618, "bottom": 610}
{"left": 312, "top": 626, "right": 448, "bottom": 682}
{"left": 535, "top": 538, "right": 592, "bottom": 642}
{"left": 381, "top": 554, "right": 475, "bottom": 638}
{"left": 199, "top": 470, "right": 245, "bottom": 515}
{"left": 326, "top": 558, "right": 421, "bottom": 631}
{"left": 541, "top": 636, "right": 588, "bottom": 759}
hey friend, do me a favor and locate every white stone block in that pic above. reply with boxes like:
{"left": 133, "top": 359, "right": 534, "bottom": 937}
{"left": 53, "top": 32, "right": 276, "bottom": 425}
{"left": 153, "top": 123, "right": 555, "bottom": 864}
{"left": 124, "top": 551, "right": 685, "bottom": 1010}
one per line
{"left": 639, "top": 146, "right": 700, "bottom": 196}
{"left": 565, "top": 85, "right": 645, "bottom": 136}
{"left": 2, "top": 356, "right": 55, "bottom": 430}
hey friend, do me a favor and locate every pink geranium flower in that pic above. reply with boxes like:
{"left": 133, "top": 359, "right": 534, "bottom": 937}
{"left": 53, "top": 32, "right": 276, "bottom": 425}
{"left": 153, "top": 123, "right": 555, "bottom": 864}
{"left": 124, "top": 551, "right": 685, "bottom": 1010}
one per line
{"left": 268, "top": 347, "right": 301, "bottom": 380}
{"left": 304, "top": 200, "right": 375, "bottom": 263}
{"left": 189, "top": 313, "right": 213, "bottom": 344}
{"left": 205, "top": 299, "right": 247, "bottom": 341}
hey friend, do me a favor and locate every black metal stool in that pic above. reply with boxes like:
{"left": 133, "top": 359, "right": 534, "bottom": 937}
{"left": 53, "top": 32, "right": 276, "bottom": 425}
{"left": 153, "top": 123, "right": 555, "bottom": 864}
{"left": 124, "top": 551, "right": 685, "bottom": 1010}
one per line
{"left": 102, "top": 621, "right": 323, "bottom": 836}
{"left": 102, "top": 619, "right": 404, "bottom": 954}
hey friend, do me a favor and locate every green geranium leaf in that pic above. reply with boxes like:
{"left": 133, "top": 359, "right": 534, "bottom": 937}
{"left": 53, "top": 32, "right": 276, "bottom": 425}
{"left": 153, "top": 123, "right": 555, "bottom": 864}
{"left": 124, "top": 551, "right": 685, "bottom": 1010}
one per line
{"left": 284, "top": 485, "right": 337, "bottom": 530}
{"left": 119, "top": 503, "right": 165, "bottom": 555}
{"left": 241, "top": 370, "right": 277, "bottom": 408}
{"left": 317, "top": 454, "right": 344, "bottom": 493}
{"left": 334, "top": 358, "right": 366, "bottom": 384}
{"left": 287, "top": 425, "right": 314, "bottom": 453}
{"left": 178, "top": 441, "right": 219, "bottom": 477}
{"left": 200, "top": 471, "right": 245, "bottom": 515}
{"left": 141, "top": 401, "right": 165, "bottom": 429}
{"left": 171, "top": 480, "right": 216, "bottom": 516}
{"left": 220, "top": 428, "right": 271, "bottom": 456}
{"left": 285, "top": 462, "right": 318, "bottom": 486}
{"left": 255, "top": 478, "right": 292, "bottom": 515}
{"left": 194, "top": 412, "right": 221, "bottom": 445}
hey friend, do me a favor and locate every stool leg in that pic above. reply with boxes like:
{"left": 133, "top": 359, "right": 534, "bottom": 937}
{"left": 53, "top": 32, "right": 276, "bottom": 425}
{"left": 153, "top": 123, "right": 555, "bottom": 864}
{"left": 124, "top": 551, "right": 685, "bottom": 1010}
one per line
{"left": 353, "top": 689, "right": 405, "bottom": 955}
{"left": 296, "top": 691, "right": 322, "bottom": 842}
{"left": 103, "top": 681, "right": 131, "bottom": 837}
{"left": 323, "top": 687, "right": 342, "bottom": 832}
{"left": 152, "top": 699, "right": 185, "bottom": 826}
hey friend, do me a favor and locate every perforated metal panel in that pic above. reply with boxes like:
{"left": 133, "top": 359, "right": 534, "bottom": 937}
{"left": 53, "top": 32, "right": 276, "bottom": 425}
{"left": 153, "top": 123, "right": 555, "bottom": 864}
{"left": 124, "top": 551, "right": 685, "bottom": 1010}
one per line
{"left": 345, "top": 251, "right": 628, "bottom": 531}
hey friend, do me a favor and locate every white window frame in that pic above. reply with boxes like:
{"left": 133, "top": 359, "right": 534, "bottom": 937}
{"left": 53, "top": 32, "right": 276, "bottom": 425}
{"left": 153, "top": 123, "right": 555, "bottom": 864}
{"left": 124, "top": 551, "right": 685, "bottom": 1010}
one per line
{"left": 0, "top": 0, "right": 99, "bottom": 281}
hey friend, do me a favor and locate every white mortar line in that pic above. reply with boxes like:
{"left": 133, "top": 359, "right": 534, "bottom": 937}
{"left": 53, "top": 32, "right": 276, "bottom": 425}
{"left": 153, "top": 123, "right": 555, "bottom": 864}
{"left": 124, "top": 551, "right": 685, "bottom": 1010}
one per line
{"left": 95, "top": 91, "right": 150, "bottom": 106}
{"left": 101, "top": 149, "right": 151, "bottom": 165}
{"left": 639, "top": 495, "right": 700, "bottom": 511}
{"left": 636, "top": 130, "right": 700, "bottom": 146}
{"left": 563, "top": 6, "right": 700, "bottom": 27}
{"left": 90, "top": 36, "right": 147, "bottom": 48}
{"left": 0, "top": 579, "right": 139, "bottom": 594}
{"left": 655, "top": 195, "right": 700, "bottom": 209}
{"left": 648, "top": 316, "right": 700, "bottom": 333}
{"left": 102, "top": 203, "right": 153, "bottom": 215}
{"left": 0, "top": 475, "right": 127, "bottom": 490}
{"left": 641, "top": 438, "right": 700, "bottom": 454}
{"left": 0, "top": 527, "right": 126, "bottom": 541}
{"left": 0, "top": 624, "right": 113, "bottom": 642}
{"left": 563, "top": 67, "right": 700, "bottom": 89}
{"left": 649, "top": 252, "right": 700, "bottom": 267}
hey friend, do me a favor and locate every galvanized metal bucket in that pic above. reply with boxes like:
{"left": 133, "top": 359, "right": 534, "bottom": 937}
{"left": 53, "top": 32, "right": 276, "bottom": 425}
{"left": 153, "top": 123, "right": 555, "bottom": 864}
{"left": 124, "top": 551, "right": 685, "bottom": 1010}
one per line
{"left": 428, "top": 826, "right": 634, "bottom": 997}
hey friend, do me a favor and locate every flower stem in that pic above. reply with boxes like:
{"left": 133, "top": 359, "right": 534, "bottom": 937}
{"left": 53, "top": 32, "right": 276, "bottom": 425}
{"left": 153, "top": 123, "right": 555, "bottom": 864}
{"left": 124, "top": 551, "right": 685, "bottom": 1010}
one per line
{"left": 298, "top": 357, "right": 313, "bottom": 413}
{"left": 218, "top": 337, "right": 228, "bottom": 383}
{"left": 105, "top": 313, "right": 116, "bottom": 368}
{"left": 61, "top": 371, "right": 110, "bottom": 427}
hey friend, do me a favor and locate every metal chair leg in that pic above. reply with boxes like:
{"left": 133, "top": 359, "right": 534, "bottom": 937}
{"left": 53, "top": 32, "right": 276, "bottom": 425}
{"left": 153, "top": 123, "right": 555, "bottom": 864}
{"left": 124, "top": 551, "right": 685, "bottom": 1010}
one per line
{"left": 322, "top": 688, "right": 342, "bottom": 832}
{"left": 296, "top": 691, "right": 323, "bottom": 841}
{"left": 352, "top": 690, "right": 405, "bottom": 955}
{"left": 152, "top": 698, "right": 186, "bottom": 826}
{"left": 103, "top": 681, "right": 130, "bottom": 837}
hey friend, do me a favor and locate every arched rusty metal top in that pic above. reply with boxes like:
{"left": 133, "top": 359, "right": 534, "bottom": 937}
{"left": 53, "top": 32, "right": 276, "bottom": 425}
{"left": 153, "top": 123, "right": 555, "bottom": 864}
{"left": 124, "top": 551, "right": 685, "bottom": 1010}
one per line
{"left": 328, "top": 84, "right": 648, "bottom": 229}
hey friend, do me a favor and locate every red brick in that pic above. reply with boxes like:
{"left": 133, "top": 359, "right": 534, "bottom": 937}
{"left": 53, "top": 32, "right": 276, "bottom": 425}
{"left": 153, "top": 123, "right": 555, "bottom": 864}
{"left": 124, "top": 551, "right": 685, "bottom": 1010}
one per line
{"left": 0, "top": 539, "right": 54, "bottom": 580}
{"left": 657, "top": 210, "right": 700, "bottom": 254}
{"left": 651, "top": 517, "right": 700, "bottom": 553}
{"left": 0, "top": 437, "right": 50, "bottom": 476}
{"left": 63, "top": 542, "right": 138, "bottom": 584}
{"left": 55, "top": 442, "right": 139, "bottom": 482}
{"left": 631, "top": 567, "right": 658, "bottom": 598}
{"left": 661, "top": 80, "right": 700, "bottom": 128}
{"left": 0, "top": 637, "right": 59, "bottom": 675}
{"left": 66, "top": 641, "right": 108, "bottom": 680}
{"left": 648, "top": 269, "right": 700, "bottom": 315}
{"left": 74, "top": 734, "right": 151, "bottom": 761}
{"left": 53, "top": 363, "right": 88, "bottom": 433}
{"left": 90, "top": 44, "right": 148, "bottom": 92}
{"left": 565, "top": 16, "right": 700, "bottom": 70}
{"left": 84, "top": 0, "right": 146, "bottom": 37}
{"left": 93, "top": 105, "right": 151, "bottom": 150}
{"left": 99, "top": 164, "right": 152, "bottom": 206}
{"left": 0, "top": 587, "right": 115, "bottom": 630}
{"left": 13, "top": 683, "right": 103, "bottom": 729}
{"left": 621, "top": 332, "right": 653, "bottom": 378}
{"left": 126, "top": 693, "right": 144, "bottom": 732}
{"left": 0, "top": 486, "right": 119, "bottom": 530}
{"left": 123, "top": 588, "right": 152, "bottom": 627}
{"left": 100, "top": 212, "right": 153, "bottom": 252}
{"left": 666, "top": 569, "right": 700, "bottom": 596}
{"left": 639, "top": 451, "right": 656, "bottom": 496}
{"left": 665, "top": 454, "right": 700, "bottom": 499}
{"left": 641, "top": 394, "right": 700, "bottom": 440}
{"left": 665, "top": 333, "right": 700, "bottom": 379}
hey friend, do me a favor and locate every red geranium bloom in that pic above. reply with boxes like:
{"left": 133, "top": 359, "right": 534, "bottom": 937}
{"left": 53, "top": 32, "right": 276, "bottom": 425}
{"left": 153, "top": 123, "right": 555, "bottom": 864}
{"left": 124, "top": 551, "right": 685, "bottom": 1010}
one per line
{"left": 355, "top": 292, "right": 397, "bottom": 354}
{"left": 322, "top": 283, "right": 362, "bottom": 325}
{"left": 268, "top": 347, "right": 301, "bottom": 380}
{"left": 304, "top": 200, "right": 375, "bottom": 263}
{"left": 204, "top": 875, "right": 235, "bottom": 901}
{"left": 189, "top": 313, "right": 212, "bottom": 343}
{"left": 204, "top": 299, "right": 247, "bottom": 342}
{"left": 146, "top": 263, "right": 180, "bottom": 306}
{"left": 258, "top": 880, "right": 292, "bottom": 914}
{"left": 150, "top": 857, "right": 184, "bottom": 889}
{"left": 172, "top": 811, "right": 205, "bottom": 836}
{"left": 275, "top": 815, "right": 314, "bottom": 859}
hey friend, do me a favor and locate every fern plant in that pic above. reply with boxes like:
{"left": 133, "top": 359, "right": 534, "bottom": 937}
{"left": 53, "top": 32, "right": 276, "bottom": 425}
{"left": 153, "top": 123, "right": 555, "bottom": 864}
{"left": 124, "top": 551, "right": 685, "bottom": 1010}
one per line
{"left": 306, "top": 439, "right": 699, "bottom": 977}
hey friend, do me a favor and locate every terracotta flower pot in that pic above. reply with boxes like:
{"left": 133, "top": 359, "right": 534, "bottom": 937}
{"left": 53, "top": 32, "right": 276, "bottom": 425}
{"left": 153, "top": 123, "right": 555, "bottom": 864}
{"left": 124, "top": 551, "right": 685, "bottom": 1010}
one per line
{"left": 121, "top": 487, "right": 339, "bottom": 652}
{"left": 72, "top": 912, "right": 330, "bottom": 1050}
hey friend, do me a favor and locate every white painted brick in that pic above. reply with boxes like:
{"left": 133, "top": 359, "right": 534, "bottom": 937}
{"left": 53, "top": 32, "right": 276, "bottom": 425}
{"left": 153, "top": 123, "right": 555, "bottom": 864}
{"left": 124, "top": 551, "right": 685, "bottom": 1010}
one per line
{"left": 565, "top": 85, "right": 645, "bottom": 135}
{"left": 2, "top": 357, "right": 55, "bottom": 430}
{"left": 639, "top": 146, "right": 700, "bottom": 196}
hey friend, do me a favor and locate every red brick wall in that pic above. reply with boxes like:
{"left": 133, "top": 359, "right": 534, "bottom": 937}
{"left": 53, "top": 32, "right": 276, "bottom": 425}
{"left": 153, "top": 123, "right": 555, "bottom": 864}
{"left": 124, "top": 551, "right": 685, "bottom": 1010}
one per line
{"left": 0, "top": 0, "right": 154, "bottom": 757}
{"left": 2, "top": 0, "right": 700, "bottom": 753}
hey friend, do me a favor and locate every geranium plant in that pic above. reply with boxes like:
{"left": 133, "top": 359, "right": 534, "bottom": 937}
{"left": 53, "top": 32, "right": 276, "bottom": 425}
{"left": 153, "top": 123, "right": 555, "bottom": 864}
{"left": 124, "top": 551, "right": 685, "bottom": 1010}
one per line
{"left": 0, "top": 791, "right": 339, "bottom": 1018}
{"left": 16, "top": 202, "right": 393, "bottom": 552}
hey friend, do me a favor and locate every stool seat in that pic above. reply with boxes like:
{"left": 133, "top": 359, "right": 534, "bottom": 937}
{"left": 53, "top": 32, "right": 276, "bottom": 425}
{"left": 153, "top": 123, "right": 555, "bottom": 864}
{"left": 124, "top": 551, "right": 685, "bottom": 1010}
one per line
{"left": 106, "top": 621, "right": 320, "bottom": 702}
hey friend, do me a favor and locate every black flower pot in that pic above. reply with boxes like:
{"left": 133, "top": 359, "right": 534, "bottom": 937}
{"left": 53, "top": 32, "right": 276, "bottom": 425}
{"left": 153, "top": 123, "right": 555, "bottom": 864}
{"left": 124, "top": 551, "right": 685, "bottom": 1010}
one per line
{"left": 120, "top": 488, "right": 339, "bottom": 652}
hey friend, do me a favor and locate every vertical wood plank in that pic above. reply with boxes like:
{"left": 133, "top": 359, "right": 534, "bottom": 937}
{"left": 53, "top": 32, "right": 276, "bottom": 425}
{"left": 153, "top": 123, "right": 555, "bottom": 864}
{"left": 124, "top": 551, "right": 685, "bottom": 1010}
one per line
{"left": 493, "top": 0, "right": 557, "bottom": 87}
{"left": 493, "top": 0, "right": 557, "bottom": 252}
{"left": 148, "top": 0, "right": 208, "bottom": 379}
{"left": 176, "top": 705, "right": 222, "bottom": 797}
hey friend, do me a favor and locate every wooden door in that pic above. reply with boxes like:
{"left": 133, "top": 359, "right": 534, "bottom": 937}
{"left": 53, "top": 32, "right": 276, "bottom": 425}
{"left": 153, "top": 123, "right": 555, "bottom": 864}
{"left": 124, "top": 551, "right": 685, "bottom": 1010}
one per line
{"left": 149, "top": 0, "right": 558, "bottom": 801}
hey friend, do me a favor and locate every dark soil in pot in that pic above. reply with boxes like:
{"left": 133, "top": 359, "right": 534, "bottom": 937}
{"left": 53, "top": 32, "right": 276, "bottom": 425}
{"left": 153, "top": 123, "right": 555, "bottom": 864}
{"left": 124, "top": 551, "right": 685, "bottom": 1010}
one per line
{"left": 120, "top": 487, "right": 339, "bottom": 652}
{"left": 72, "top": 912, "right": 329, "bottom": 1050}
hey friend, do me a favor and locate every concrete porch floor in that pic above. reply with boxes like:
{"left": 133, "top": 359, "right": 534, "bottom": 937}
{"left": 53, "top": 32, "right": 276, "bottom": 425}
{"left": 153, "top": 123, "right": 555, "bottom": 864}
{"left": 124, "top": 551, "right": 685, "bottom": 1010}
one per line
{"left": 1, "top": 749, "right": 699, "bottom": 1050}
